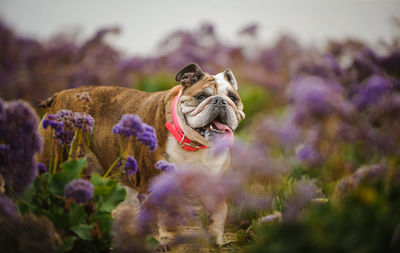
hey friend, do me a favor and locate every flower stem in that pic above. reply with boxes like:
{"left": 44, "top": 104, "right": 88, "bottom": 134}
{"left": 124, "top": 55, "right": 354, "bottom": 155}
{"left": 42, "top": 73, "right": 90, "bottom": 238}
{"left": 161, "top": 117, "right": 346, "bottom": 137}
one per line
{"left": 76, "top": 130, "right": 83, "bottom": 157}
{"left": 103, "top": 155, "right": 123, "bottom": 178}
{"left": 52, "top": 148, "right": 58, "bottom": 174}
{"left": 68, "top": 130, "right": 79, "bottom": 160}
{"left": 48, "top": 129, "right": 54, "bottom": 173}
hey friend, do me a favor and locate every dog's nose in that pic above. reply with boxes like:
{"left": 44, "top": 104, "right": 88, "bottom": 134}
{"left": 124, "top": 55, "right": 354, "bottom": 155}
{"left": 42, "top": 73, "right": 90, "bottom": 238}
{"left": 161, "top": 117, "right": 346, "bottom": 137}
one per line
{"left": 211, "top": 97, "right": 226, "bottom": 107}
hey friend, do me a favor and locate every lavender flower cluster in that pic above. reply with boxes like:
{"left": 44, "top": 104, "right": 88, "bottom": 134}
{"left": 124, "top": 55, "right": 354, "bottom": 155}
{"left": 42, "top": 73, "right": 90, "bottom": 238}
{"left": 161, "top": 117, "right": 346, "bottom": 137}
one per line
{"left": 112, "top": 114, "right": 158, "bottom": 152}
{"left": 43, "top": 109, "right": 94, "bottom": 145}
{"left": 0, "top": 98, "right": 41, "bottom": 195}
{"left": 124, "top": 156, "right": 138, "bottom": 176}
{"left": 64, "top": 179, "right": 94, "bottom": 204}
{"left": 0, "top": 195, "right": 18, "bottom": 218}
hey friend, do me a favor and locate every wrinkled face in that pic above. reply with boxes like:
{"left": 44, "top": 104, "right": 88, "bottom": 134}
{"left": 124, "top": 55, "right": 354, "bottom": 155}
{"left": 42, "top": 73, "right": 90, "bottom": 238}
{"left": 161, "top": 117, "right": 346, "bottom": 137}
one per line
{"left": 175, "top": 65, "right": 245, "bottom": 145}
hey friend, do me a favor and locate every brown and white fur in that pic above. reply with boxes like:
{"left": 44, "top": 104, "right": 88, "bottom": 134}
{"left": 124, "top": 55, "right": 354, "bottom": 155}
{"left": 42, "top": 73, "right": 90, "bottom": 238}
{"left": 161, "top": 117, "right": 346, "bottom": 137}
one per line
{"left": 37, "top": 63, "right": 245, "bottom": 247}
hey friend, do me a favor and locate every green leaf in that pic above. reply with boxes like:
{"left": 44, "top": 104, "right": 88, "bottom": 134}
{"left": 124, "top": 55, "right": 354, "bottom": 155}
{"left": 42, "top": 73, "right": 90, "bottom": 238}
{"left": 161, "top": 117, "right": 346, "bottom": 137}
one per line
{"left": 60, "top": 157, "right": 87, "bottom": 180}
{"left": 90, "top": 213, "right": 112, "bottom": 240}
{"left": 90, "top": 173, "right": 103, "bottom": 186}
{"left": 51, "top": 210, "right": 69, "bottom": 229}
{"left": 68, "top": 203, "right": 86, "bottom": 227}
{"left": 98, "top": 185, "right": 126, "bottom": 212}
{"left": 57, "top": 236, "right": 77, "bottom": 253}
{"left": 71, "top": 224, "right": 93, "bottom": 241}
{"left": 48, "top": 172, "right": 69, "bottom": 196}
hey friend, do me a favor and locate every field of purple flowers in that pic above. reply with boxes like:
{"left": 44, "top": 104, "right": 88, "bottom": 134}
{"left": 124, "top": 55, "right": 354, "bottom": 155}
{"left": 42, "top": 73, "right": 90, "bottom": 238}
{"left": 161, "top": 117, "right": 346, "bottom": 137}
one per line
{"left": 1, "top": 19, "right": 400, "bottom": 252}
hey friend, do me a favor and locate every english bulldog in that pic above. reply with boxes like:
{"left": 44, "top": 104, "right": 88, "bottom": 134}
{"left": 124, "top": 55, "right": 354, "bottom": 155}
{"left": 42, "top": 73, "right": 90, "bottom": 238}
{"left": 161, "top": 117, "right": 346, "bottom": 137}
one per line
{"left": 37, "top": 63, "right": 245, "bottom": 247}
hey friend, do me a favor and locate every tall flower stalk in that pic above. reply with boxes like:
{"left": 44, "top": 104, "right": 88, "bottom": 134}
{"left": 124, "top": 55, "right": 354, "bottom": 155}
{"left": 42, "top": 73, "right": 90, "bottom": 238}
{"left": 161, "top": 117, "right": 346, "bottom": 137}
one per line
{"left": 103, "top": 114, "right": 157, "bottom": 179}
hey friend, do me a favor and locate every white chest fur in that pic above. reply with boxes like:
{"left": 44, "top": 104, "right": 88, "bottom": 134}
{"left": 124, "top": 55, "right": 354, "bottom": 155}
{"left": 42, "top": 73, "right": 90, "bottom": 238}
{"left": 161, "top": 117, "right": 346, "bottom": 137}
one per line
{"left": 165, "top": 135, "right": 229, "bottom": 175}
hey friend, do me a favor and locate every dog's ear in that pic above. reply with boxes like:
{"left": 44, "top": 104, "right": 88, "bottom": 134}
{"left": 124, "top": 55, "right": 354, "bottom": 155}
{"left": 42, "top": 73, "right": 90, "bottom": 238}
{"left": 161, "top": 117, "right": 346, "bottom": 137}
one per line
{"left": 223, "top": 68, "right": 238, "bottom": 90}
{"left": 175, "top": 63, "right": 205, "bottom": 87}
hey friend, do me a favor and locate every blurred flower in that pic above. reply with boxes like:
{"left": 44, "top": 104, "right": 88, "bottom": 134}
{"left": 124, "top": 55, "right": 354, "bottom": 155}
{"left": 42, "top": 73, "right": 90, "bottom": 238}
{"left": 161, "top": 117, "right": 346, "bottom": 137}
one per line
{"left": 257, "top": 110, "right": 301, "bottom": 149}
{"left": 351, "top": 47, "right": 383, "bottom": 80}
{"left": 112, "top": 114, "right": 144, "bottom": 137}
{"left": 335, "top": 163, "right": 389, "bottom": 199}
{"left": 259, "top": 48, "right": 283, "bottom": 73}
{"left": 0, "top": 98, "right": 41, "bottom": 195}
{"left": 260, "top": 211, "right": 282, "bottom": 224}
{"left": 291, "top": 54, "right": 342, "bottom": 80}
{"left": 112, "top": 205, "right": 149, "bottom": 253}
{"left": 210, "top": 137, "right": 232, "bottom": 157}
{"left": 38, "top": 163, "right": 48, "bottom": 174}
{"left": 124, "top": 156, "right": 138, "bottom": 176}
{"left": 0, "top": 195, "right": 18, "bottom": 218}
{"left": 137, "top": 124, "right": 158, "bottom": 152}
{"left": 199, "top": 22, "right": 215, "bottom": 37}
{"left": 283, "top": 180, "right": 318, "bottom": 221}
{"left": 230, "top": 142, "right": 286, "bottom": 183}
{"left": 64, "top": 179, "right": 94, "bottom": 204}
{"left": 353, "top": 75, "right": 393, "bottom": 110}
{"left": 287, "top": 76, "right": 353, "bottom": 123}
{"left": 0, "top": 214, "right": 61, "bottom": 253}
{"left": 155, "top": 160, "right": 175, "bottom": 173}
{"left": 136, "top": 167, "right": 237, "bottom": 232}
{"left": 238, "top": 23, "right": 259, "bottom": 37}
{"left": 296, "top": 144, "right": 321, "bottom": 165}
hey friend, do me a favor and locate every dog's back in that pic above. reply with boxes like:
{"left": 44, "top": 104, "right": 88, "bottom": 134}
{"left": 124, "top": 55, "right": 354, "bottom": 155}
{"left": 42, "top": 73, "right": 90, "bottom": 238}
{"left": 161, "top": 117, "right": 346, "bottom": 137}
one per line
{"left": 37, "top": 85, "right": 179, "bottom": 192}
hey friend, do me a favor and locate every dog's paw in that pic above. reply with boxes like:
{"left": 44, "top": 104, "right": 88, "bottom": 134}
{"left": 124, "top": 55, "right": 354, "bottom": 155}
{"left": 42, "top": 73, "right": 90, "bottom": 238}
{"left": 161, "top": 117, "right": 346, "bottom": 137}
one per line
{"left": 208, "top": 233, "right": 224, "bottom": 248}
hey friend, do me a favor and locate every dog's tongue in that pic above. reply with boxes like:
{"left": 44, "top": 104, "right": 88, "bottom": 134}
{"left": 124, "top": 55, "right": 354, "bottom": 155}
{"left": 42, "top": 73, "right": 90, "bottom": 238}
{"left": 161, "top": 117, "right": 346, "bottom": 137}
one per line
{"left": 212, "top": 121, "right": 233, "bottom": 143}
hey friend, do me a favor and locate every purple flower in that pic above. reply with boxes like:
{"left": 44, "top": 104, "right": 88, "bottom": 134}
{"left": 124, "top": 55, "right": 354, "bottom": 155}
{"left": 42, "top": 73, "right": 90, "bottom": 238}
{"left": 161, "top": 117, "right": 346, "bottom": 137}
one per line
{"left": 112, "top": 114, "right": 144, "bottom": 138}
{"left": 288, "top": 76, "right": 353, "bottom": 122}
{"left": 0, "top": 98, "right": 41, "bottom": 195}
{"left": 291, "top": 54, "right": 342, "bottom": 80}
{"left": 112, "top": 114, "right": 158, "bottom": 151}
{"left": 0, "top": 195, "right": 18, "bottom": 218}
{"left": 64, "top": 179, "right": 94, "bottom": 204}
{"left": 137, "top": 124, "right": 158, "bottom": 152}
{"left": 353, "top": 75, "right": 393, "bottom": 110}
{"left": 124, "top": 156, "right": 138, "bottom": 176}
{"left": 73, "top": 112, "right": 94, "bottom": 133}
{"left": 42, "top": 110, "right": 75, "bottom": 145}
{"left": 0, "top": 144, "right": 10, "bottom": 153}
{"left": 38, "top": 163, "right": 47, "bottom": 174}
{"left": 155, "top": 160, "right": 175, "bottom": 173}
{"left": 335, "top": 164, "right": 388, "bottom": 199}
{"left": 238, "top": 23, "right": 259, "bottom": 37}
{"left": 283, "top": 180, "right": 318, "bottom": 221}
{"left": 296, "top": 144, "right": 321, "bottom": 165}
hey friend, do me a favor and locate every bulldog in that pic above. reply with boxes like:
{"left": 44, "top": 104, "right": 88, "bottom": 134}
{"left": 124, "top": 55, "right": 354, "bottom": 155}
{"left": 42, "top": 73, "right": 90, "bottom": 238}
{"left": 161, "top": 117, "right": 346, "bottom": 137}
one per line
{"left": 37, "top": 63, "right": 245, "bottom": 246}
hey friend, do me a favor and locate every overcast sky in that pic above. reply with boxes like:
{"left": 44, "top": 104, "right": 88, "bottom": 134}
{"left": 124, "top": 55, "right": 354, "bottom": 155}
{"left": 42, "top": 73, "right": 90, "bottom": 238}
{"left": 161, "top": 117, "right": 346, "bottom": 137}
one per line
{"left": 0, "top": 0, "right": 399, "bottom": 56}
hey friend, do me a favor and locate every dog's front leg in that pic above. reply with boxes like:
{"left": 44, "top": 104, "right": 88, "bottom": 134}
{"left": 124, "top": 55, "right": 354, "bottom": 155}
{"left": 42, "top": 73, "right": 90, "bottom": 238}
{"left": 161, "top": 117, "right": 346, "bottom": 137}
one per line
{"left": 208, "top": 199, "right": 227, "bottom": 246}
{"left": 155, "top": 210, "right": 180, "bottom": 251}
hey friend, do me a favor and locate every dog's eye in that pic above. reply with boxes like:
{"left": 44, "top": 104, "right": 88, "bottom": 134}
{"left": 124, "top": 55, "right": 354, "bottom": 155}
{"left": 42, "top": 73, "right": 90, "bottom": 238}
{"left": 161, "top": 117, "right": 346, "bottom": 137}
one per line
{"left": 195, "top": 94, "right": 208, "bottom": 101}
{"left": 229, "top": 94, "right": 238, "bottom": 104}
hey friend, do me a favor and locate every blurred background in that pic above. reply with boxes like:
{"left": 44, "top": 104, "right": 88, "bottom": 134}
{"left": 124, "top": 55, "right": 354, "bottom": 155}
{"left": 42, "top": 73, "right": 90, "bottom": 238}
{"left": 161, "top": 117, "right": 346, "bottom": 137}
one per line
{"left": 1, "top": 0, "right": 400, "bottom": 251}
{"left": 1, "top": 0, "right": 399, "bottom": 124}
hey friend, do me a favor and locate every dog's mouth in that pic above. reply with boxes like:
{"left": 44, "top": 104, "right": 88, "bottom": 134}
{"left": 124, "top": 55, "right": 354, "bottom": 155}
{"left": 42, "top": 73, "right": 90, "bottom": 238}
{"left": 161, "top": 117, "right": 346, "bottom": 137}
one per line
{"left": 194, "top": 116, "right": 233, "bottom": 139}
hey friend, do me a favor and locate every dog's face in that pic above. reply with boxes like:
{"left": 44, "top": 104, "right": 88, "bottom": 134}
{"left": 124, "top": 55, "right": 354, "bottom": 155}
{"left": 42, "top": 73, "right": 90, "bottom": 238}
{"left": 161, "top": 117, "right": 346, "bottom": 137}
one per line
{"left": 174, "top": 63, "right": 245, "bottom": 146}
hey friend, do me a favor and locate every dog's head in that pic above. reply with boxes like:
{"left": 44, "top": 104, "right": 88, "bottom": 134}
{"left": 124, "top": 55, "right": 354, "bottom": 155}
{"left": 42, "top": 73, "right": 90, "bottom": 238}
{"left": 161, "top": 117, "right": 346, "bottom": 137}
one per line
{"left": 174, "top": 63, "right": 245, "bottom": 146}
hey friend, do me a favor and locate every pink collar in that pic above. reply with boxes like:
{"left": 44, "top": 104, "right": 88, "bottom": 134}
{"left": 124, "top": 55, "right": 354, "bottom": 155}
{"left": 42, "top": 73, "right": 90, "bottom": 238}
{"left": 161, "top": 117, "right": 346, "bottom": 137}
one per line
{"left": 165, "top": 91, "right": 208, "bottom": 152}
